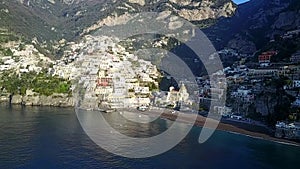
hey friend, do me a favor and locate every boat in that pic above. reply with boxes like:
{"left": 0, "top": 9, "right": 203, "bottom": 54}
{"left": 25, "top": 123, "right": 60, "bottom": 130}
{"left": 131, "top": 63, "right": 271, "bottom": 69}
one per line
{"left": 104, "top": 109, "right": 116, "bottom": 113}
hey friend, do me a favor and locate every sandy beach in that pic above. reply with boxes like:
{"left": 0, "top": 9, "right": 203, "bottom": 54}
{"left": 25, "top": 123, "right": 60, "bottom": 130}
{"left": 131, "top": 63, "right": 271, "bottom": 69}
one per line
{"left": 121, "top": 107, "right": 300, "bottom": 146}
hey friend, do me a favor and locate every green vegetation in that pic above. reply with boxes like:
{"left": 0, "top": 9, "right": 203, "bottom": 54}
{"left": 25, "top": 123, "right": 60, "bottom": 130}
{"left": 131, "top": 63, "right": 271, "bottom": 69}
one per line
{"left": 286, "top": 0, "right": 300, "bottom": 11}
{"left": 246, "top": 110, "right": 263, "bottom": 121}
{"left": 262, "top": 77, "right": 295, "bottom": 126}
{"left": 0, "top": 30, "right": 18, "bottom": 56}
{"left": 0, "top": 32, "right": 19, "bottom": 43}
{"left": 128, "top": 89, "right": 135, "bottom": 93}
{"left": 0, "top": 71, "right": 72, "bottom": 96}
{"left": 254, "top": 35, "right": 300, "bottom": 63}
{"left": 146, "top": 82, "right": 159, "bottom": 91}
{"left": 0, "top": 48, "right": 13, "bottom": 56}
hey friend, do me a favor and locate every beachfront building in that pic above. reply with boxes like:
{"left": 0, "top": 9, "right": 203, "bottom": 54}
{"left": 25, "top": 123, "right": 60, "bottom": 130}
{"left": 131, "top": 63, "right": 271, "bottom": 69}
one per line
{"left": 166, "top": 84, "right": 190, "bottom": 105}
{"left": 275, "top": 122, "right": 300, "bottom": 140}
{"left": 214, "top": 106, "right": 232, "bottom": 116}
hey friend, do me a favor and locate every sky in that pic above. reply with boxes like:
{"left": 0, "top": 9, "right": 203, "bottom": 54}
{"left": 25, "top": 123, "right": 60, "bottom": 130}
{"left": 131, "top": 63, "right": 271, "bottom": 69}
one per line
{"left": 233, "top": 0, "right": 250, "bottom": 4}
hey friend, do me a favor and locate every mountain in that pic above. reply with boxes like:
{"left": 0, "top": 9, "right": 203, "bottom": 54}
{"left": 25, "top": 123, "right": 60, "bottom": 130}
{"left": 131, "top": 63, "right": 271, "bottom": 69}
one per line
{"left": 0, "top": 0, "right": 236, "bottom": 43}
{"left": 204, "top": 0, "right": 300, "bottom": 54}
{"left": 0, "top": 0, "right": 110, "bottom": 42}
{"left": 2, "top": 0, "right": 300, "bottom": 58}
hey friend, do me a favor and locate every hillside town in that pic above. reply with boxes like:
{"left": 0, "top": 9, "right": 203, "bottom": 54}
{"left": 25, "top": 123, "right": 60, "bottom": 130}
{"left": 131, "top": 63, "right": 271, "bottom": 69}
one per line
{"left": 2, "top": 0, "right": 300, "bottom": 168}
{"left": 205, "top": 27, "right": 300, "bottom": 140}
{"left": 1, "top": 26, "right": 300, "bottom": 141}
{"left": 72, "top": 36, "right": 161, "bottom": 110}
{"left": 63, "top": 35, "right": 197, "bottom": 112}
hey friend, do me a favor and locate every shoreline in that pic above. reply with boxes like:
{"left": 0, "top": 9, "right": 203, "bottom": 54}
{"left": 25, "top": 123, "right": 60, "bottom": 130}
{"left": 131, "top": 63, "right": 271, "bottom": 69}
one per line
{"left": 132, "top": 108, "right": 300, "bottom": 146}
{"left": 2, "top": 103, "right": 299, "bottom": 146}
{"left": 0, "top": 98, "right": 74, "bottom": 108}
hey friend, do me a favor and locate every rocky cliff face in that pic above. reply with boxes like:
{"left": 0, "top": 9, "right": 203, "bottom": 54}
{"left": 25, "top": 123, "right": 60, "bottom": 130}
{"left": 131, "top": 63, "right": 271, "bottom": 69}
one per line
{"left": 82, "top": 0, "right": 236, "bottom": 36}
{"left": 272, "top": 10, "right": 300, "bottom": 29}
{"left": 176, "top": 0, "right": 235, "bottom": 21}
{"left": 227, "top": 34, "right": 257, "bottom": 55}
{"left": 10, "top": 90, "right": 74, "bottom": 107}
{"left": 204, "top": 0, "right": 300, "bottom": 54}
{"left": 0, "top": 0, "right": 236, "bottom": 42}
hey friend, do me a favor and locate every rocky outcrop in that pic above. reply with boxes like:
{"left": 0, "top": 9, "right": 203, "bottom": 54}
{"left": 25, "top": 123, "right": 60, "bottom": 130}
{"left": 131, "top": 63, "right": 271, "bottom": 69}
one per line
{"left": 169, "top": 0, "right": 194, "bottom": 6}
{"left": 17, "top": 0, "right": 83, "bottom": 5}
{"left": 10, "top": 90, "right": 74, "bottom": 107}
{"left": 128, "top": 0, "right": 146, "bottom": 6}
{"left": 82, "top": 13, "right": 134, "bottom": 35}
{"left": 11, "top": 95, "right": 23, "bottom": 104}
{"left": 177, "top": 1, "right": 236, "bottom": 21}
{"left": 0, "top": 96, "right": 9, "bottom": 102}
{"left": 81, "top": 0, "right": 236, "bottom": 35}
{"left": 5, "top": 0, "right": 236, "bottom": 43}
{"left": 272, "top": 10, "right": 300, "bottom": 29}
{"left": 255, "top": 96, "right": 276, "bottom": 116}
{"left": 204, "top": 0, "right": 300, "bottom": 53}
{"left": 228, "top": 35, "right": 257, "bottom": 55}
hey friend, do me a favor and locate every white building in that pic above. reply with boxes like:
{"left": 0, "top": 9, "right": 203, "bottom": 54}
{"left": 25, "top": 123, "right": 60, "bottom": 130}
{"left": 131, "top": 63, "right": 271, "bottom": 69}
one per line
{"left": 293, "top": 80, "right": 300, "bottom": 88}
{"left": 292, "top": 97, "right": 300, "bottom": 107}
{"left": 167, "top": 84, "right": 190, "bottom": 105}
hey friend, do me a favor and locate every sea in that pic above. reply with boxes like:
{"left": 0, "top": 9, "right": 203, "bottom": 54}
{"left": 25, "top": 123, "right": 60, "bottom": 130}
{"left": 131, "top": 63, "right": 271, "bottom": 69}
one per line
{"left": 0, "top": 105, "right": 300, "bottom": 169}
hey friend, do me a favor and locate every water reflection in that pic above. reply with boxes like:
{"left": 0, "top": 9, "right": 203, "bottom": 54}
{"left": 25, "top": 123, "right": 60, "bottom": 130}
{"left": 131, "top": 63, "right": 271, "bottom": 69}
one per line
{"left": 0, "top": 105, "right": 300, "bottom": 168}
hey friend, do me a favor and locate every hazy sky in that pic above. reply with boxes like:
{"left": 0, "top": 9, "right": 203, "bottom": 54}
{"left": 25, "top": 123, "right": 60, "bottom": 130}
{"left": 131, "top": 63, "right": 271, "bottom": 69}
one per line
{"left": 233, "top": 0, "right": 250, "bottom": 4}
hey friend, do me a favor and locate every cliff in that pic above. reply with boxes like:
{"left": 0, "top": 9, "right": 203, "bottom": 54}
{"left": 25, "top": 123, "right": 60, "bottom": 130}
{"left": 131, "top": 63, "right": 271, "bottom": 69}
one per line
{"left": 204, "top": 0, "right": 300, "bottom": 54}
{"left": 0, "top": 0, "right": 236, "bottom": 42}
{"left": 9, "top": 90, "right": 74, "bottom": 107}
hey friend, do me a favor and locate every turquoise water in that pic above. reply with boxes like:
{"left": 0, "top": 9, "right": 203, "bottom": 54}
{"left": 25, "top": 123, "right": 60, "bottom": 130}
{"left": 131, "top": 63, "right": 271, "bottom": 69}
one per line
{"left": 0, "top": 105, "right": 300, "bottom": 169}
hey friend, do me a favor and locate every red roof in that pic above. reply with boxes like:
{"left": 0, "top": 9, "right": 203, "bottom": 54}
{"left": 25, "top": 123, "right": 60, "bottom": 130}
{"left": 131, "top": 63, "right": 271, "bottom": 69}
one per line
{"left": 97, "top": 78, "right": 113, "bottom": 87}
{"left": 258, "top": 51, "right": 277, "bottom": 62}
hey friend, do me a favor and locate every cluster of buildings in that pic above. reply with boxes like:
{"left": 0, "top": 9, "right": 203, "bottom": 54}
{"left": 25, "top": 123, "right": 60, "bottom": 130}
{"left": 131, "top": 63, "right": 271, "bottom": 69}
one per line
{"left": 66, "top": 36, "right": 164, "bottom": 110}
{"left": 0, "top": 34, "right": 197, "bottom": 111}
{"left": 196, "top": 69, "right": 228, "bottom": 115}
{"left": 61, "top": 35, "right": 201, "bottom": 111}
{"left": 258, "top": 51, "right": 277, "bottom": 67}
{"left": 227, "top": 64, "right": 300, "bottom": 108}
{"left": 194, "top": 46, "right": 300, "bottom": 119}
{"left": 0, "top": 43, "right": 52, "bottom": 73}
{"left": 231, "top": 86, "right": 254, "bottom": 103}
{"left": 281, "top": 27, "right": 300, "bottom": 40}
{"left": 275, "top": 122, "right": 300, "bottom": 140}
{"left": 1, "top": 27, "right": 299, "bottom": 127}
{"left": 153, "top": 83, "right": 191, "bottom": 109}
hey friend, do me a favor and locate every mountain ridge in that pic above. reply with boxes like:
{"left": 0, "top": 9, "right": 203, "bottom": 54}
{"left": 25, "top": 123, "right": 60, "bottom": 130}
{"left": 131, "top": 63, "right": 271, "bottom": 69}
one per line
{"left": 0, "top": 0, "right": 236, "bottom": 43}
{"left": 204, "top": 0, "right": 300, "bottom": 54}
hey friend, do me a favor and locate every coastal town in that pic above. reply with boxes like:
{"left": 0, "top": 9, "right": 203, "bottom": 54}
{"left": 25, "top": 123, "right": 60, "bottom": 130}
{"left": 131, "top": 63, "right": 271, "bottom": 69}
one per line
{"left": 62, "top": 35, "right": 196, "bottom": 112}
{"left": 1, "top": 26, "right": 300, "bottom": 141}
{"left": 1, "top": 0, "right": 300, "bottom": 168}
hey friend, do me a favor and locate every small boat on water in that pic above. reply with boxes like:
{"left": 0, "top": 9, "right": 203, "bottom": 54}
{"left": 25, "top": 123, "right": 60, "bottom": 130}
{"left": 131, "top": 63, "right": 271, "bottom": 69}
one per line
{"left": 104, "top": 109, "right": 116, "bottom": 113}
{"left": 137, "top": 105, "right": 149, "bottom": 112}
{"left": 92, "top": 108, "right": 114, "bottom": 113}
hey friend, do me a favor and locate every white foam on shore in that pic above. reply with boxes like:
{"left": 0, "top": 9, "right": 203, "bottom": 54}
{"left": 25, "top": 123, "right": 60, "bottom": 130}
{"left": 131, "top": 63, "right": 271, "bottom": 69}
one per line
{"left": 113, "top": 109, "right": 300, "bottom": 147}
{"left": 224, "top": 130, "right": 300, "bottom": 147}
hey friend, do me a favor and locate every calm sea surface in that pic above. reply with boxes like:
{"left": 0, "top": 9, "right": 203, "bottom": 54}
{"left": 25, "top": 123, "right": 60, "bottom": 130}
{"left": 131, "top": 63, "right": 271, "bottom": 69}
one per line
{"left": 0, "top": 105, "right": 300, "bottom": 169}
